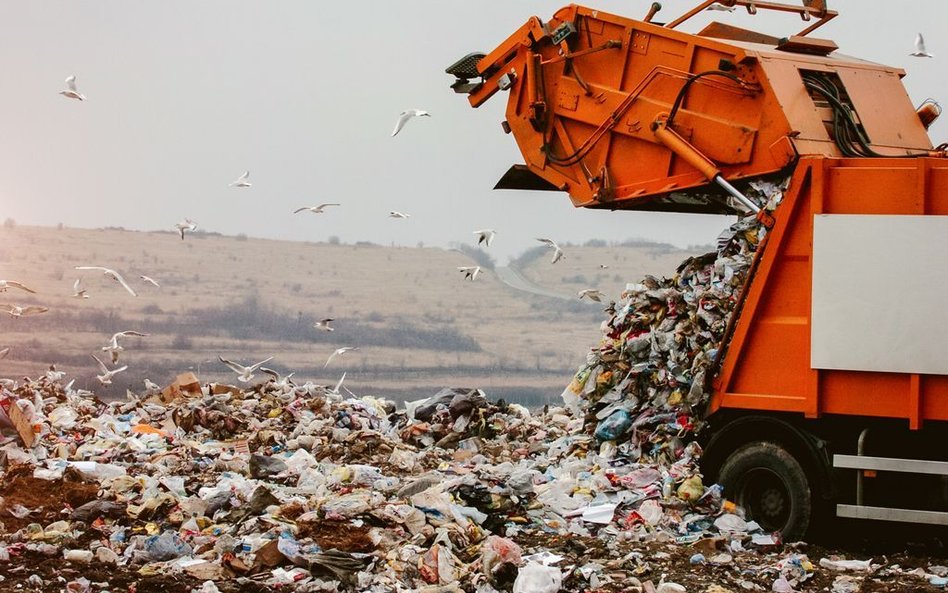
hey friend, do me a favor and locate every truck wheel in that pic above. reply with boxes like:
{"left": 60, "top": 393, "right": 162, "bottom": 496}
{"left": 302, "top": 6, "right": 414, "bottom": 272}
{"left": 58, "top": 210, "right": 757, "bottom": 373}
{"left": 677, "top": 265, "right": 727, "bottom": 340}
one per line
{"left": 717, "top": 441, "right": 812, "bottom": 541}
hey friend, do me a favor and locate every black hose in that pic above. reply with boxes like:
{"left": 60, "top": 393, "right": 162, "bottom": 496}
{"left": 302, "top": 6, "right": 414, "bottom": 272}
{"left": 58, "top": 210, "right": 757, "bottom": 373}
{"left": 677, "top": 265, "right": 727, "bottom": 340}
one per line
{"left": 666, "top": 70, "right": 749, "bottom": 128}
{"left": 802, "top": 75, "right": 931, "bottom": 158}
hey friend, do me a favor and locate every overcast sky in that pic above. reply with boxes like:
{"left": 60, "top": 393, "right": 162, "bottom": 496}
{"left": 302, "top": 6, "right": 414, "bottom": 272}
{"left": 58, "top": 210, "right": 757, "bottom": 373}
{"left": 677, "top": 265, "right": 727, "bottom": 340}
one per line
{"left": 0, "top": 1, "right": 943, "bottom": 261}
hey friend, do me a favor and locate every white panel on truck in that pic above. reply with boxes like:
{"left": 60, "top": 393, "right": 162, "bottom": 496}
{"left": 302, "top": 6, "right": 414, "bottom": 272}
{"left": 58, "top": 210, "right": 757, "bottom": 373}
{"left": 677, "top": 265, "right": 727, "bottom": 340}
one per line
{"left": 811, "top": 214, "right": 948, "bottom": 375}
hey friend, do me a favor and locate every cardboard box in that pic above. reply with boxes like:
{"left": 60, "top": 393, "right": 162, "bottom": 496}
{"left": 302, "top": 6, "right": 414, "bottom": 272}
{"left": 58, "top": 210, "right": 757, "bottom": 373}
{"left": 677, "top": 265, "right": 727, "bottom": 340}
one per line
{"left": 160, "top": 372, "right": 202, "bottom": 403}
{"left": 0, "top": 398, "right": 36, "bottom": 447}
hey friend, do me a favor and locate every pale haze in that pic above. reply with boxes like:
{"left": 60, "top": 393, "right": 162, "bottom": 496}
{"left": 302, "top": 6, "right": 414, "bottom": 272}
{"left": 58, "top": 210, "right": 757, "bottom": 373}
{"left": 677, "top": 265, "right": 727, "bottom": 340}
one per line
{"left": 0, "top": 1, "right": 944, "bottom": 260}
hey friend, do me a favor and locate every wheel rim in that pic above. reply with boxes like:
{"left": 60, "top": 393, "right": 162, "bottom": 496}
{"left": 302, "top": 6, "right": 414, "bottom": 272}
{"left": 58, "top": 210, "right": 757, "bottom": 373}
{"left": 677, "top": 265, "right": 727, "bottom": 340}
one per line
{"left": 734, "top": 467, "right": 792, "bottom": 532}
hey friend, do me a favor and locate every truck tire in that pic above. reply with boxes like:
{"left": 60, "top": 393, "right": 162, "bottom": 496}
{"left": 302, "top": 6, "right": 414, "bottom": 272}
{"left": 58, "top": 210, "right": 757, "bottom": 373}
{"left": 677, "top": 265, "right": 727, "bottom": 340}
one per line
{"left": 717, "top": 441, "right": 812, "bottom": 541}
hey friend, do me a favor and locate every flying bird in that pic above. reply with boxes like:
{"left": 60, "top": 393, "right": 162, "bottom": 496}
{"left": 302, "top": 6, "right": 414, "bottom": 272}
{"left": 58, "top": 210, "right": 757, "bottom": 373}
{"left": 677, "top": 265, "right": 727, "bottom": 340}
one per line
{"left": 578, "top": 289, "right": 604, "bottom": 302}
{"left": 229, "top": 171, "right": 251, "bottom": 188}
{"left": 0, "top": 348, "right": 9, "bottom": 360}
{"left": 458, "top": 266, "right": 481, "bottom": 281}
{"left": 294, "top": 203, "right": 340, "bottom": 214}
{"left": 218, "top": 355, "right": 274, "bottom": 382}
{"left": 706, "top": 3, "right": 736, "bottom": 11}
{"left": 0, "top": 304, "right": 49, "bottom": 318}
{"left": 261, "top": 368, "right": 295, "bottom": 390}
{"left": 389, "top": 211, "right": 411, "bottom": 219}
{"left": 391, "top": 109, "right": 431, "bottom": 137}
{"left": 324, "top": 347, "right": 358, "bottom": 368}
{"left": 72, "top": 278, "right": 90, "bottom": 299}
{"left": 140, "top": 275, "right": 160, "bottom": 288}
{"left": 313, "top": 318, "right": 335, "bottom": 332}
{"left": 91, "top": 354, "right": 127, "bottom": 386}
{"left": 0, "top": 280, "right": 36, "bottom": 294}
{"left": 75, "top": 266, "right": 137, "bottom": 296}
{"left": 536, "top": 238, "right": 565, "bottom": 264}
{"left": 474, "top": 229, "right": 496, "bottom": 247}
{"left": 59, "top": 75, "right": 85, "bottom": 101}
{"left": 599, "top": 264, "right": 610, "bottom": 269}
{"left": 330, "top": 372, "right": 347, "bottom": 397}
{"left": 175, "top": 219, "right": 197, "bottom": 240}
{"left": 102, "top": 331, "right": 149, "bottom": 364}
{"left": 911, "top": 33, "right": 934, "bottom": 58}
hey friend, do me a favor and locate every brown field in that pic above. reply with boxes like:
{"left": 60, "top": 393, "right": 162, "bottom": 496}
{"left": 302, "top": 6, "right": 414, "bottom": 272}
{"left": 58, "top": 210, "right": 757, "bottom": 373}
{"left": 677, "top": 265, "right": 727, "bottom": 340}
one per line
{"left": 0, "top": 225, "right": 703, "bottom": 405}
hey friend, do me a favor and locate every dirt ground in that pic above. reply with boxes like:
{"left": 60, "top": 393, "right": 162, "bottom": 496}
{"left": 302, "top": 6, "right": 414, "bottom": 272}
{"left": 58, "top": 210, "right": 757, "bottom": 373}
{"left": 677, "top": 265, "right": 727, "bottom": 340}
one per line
{"left": 1, "top": 513, "right": 946, "bottom": 592}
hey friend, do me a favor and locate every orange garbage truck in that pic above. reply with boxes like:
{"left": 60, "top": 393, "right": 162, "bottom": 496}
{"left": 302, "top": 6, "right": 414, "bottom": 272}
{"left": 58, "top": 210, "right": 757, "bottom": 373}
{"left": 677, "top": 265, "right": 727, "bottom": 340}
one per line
{"left": 449, "top": 0, "right": 948, "bottom": 539}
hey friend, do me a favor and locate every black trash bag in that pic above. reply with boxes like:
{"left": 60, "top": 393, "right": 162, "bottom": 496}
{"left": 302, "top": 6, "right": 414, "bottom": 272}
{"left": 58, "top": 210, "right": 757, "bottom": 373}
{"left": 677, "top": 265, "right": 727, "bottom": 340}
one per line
{"left": 414, "top": 388, "right": 487, "bottom": 422}
{"left": 249, "top": 453, "right": 287, "bottom": 479}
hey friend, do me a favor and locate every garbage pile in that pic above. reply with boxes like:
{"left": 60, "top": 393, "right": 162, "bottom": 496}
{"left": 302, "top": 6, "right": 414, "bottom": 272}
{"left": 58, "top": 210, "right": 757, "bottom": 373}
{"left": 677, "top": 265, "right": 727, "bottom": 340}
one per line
{"left": 561, "top": 180, "right": 787, "bottom": 457}
{"left": 0, "top": 183, "right": 942, "bottom": 592}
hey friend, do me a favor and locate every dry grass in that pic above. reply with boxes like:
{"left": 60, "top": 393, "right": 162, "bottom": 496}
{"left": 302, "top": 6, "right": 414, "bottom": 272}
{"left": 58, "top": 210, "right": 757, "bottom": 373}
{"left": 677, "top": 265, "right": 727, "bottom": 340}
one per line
{"left": 0, "top": 226, "right": 703, "bottom": 404}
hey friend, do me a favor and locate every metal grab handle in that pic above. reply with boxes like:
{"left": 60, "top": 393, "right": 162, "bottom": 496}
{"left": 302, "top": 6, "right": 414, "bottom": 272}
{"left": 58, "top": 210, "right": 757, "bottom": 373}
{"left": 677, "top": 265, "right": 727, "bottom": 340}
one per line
{"left": 665, "top": 0, "right": 838, "bottom": 38}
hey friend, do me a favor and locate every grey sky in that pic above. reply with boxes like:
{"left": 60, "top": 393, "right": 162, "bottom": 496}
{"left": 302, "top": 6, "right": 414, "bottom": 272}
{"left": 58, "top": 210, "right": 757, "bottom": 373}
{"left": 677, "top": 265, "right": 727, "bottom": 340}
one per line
{"left": 0, "top": 1, "right": 943, "bottom": 261}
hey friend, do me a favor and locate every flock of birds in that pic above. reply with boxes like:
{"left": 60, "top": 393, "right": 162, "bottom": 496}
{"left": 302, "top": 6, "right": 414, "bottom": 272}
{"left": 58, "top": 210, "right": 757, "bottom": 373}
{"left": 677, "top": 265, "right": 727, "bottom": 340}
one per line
{"left": 5, "top": 78, "right": 589, "bottom": 389}
{"left": 14, "top": 9, "right": 932, "bottom": 389}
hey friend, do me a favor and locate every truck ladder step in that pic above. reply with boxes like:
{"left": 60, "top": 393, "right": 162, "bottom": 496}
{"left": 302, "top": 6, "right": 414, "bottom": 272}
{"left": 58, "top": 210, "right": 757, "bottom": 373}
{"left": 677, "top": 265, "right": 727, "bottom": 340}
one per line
{"left": 836, "top": 504, "right": 948, "bottom": 526}
{"left": 833, "top": 454, "right": 948, "bottom": 476}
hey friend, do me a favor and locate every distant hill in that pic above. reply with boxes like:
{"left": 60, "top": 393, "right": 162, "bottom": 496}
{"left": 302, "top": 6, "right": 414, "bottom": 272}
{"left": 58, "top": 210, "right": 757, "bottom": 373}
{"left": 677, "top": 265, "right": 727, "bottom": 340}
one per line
{"left": 0, "top": 226, "right": 704, "bottom": 405}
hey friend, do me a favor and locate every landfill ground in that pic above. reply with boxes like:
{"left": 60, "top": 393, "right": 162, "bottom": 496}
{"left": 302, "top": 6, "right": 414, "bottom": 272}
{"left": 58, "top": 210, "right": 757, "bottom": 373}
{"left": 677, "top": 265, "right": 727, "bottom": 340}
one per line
{"left": 2, "top": 379, "right": 947, "bottom": 593}
{"left": 1, "top": 467, "right": 947, "bottom": 593}
{"left": 3, "top": 189, "right": 948, "bottom": 593}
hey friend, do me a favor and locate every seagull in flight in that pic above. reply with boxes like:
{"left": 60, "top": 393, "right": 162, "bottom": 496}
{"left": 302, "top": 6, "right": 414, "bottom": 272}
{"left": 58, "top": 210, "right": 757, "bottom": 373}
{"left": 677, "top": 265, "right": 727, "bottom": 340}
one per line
{"left": 294, "top": 203, "right": 340, "bottom": 214}
{"left": 389, "top": 211, "right": 411, "bottom": 219}
{"left": 72, "top": 278, "right": 90, "bottom": 299}
{"left": 578, "top": 289, "right": 604, "bottom": 302}
{"left": 102, "top": 331, "right": 149, "bottom": 364}
{"left": 599, "top": 264, "right": 610, "bottom": 269}
{"left": 59, "top": 75, "right": 85, "bottom": 101}
{"left": 458, "top": 266, "right": 481, "bottom": 281}
{"left": 474, "top": 229, "right": 496, "bottom": 247}
{"left": 330, "top": 372, "right": 347, "bottom": 397}
{"left": 218, "top": 355, "right": 274, "bottom": 382}
{"left": 391, "top": 109, "right": 430, "bottom": 137}
{"left": 175, "top": 219, "right": 197, "bottom": 240}
{"left": 0, "top": 347, "right": 9, "bottom": 360}
{"left": 324, "top": 346, "right": 358, "bottom": 368}
{"left": 911, "top": 33, "right": 934, "bottom": 58}
{"left": 261, "top": 368, "right": 295, "bottom": 390}
{"left": 92, "top": 354, "right": 127, "bottom": 386}
{"left": 140, "top": 275, "right": 160, "bottom": 288}
{"left": 313, "top": 318, "right": 335, "bottom": 332}
{"left": 706, "top": 2, "right": 736, "bottom": 11}
{"left": 0, "top": 280, "right": 36, "bottom": 294}
{"left": 0, "top": 304, "right": 49, "bottom": 318}
{"left": 229, "top": 171, "right": 251, "bottom": 188}
{"left": 536, "top": 238, "right": 565, "bottom": 264}
{"left": 75, "top": 266, "right": 137, "bottom": 296}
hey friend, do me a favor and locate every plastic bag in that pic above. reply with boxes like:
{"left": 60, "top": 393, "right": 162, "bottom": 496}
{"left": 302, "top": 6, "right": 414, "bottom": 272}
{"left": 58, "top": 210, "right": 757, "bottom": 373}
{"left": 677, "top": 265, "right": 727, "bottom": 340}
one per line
{"left": 144, "top": 531, "right": 192, "bottom": 561}
{"left": 714, "top": 513, "right": 748, "bottom": 533}
{"left": 819, "top": 557, "right": 874, "bottom": 572}
{"left": 481, "top": 536, "right": 522, "bottom": 577}
{"left": 49, "top": 407, "right": 79, "bottom": 430}
{"left": 248, "top": 454, "right": 287, "bottom": 479}
{"left": 321, "top": 492, "right": 374, "bottom": 518}
{"left": 513, "top": 561, "right": 561, "bottom": 593}
{"left": 594, "top": 409, "right": 633, "bottom": 441}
